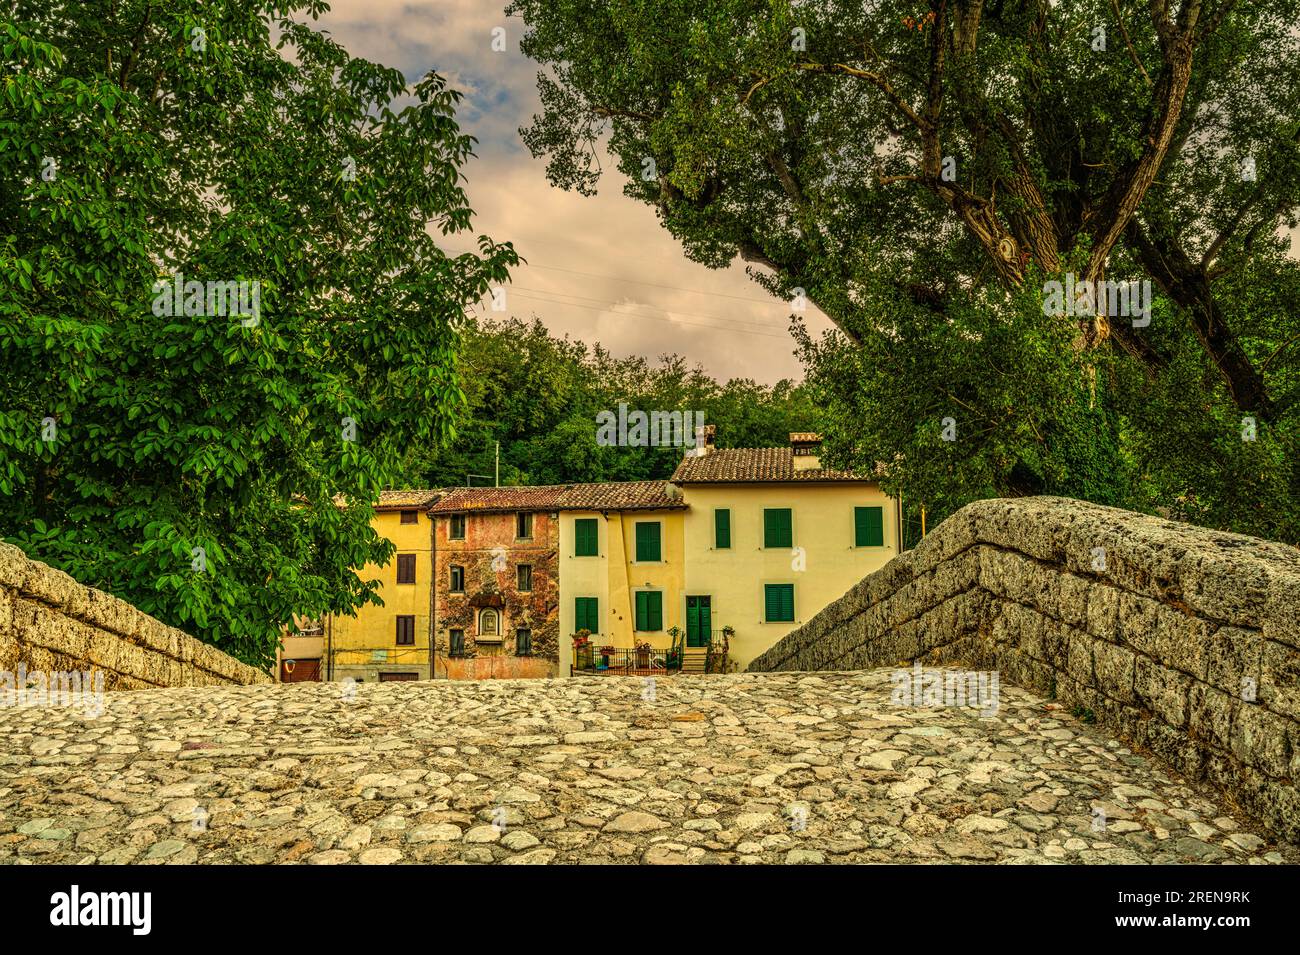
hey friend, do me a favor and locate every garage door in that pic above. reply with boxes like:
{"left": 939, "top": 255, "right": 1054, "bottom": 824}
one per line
{"left": 280, "top": 659, "right": 320, "bottom": 683}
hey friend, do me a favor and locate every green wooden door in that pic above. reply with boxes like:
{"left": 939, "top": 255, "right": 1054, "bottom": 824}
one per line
{"left": 686, "top": 596, "right": 711, "bottom": 647}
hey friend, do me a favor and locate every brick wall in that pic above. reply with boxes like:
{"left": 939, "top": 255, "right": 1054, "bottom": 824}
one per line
{"left": 748, "top": 497, "right": 1300, "bottom": 844}
{"left": 0, "top": 541, "right": 270, "bottom": 690}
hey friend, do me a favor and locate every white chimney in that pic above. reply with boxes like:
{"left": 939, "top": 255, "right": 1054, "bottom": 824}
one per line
{"left": 790, "top": 432, "right": 822, "bottom": 471}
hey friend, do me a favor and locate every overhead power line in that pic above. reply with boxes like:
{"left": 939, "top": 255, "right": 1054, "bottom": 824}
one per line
{"left": 507, "top": 284, "right": 793, "bottom": 332}
{"left": 440, "top": 246, "right": 789, "bottom": 306}
{"left": 478, "top": 291, "right": 793, "bottom": 340}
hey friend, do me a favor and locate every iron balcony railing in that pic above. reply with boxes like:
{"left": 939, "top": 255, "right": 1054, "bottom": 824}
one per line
{"left": 573, "top": 645, "right": 682, "bottom": 673}
{"left": 572, "top": 628, "right": 726, "bottom": 675}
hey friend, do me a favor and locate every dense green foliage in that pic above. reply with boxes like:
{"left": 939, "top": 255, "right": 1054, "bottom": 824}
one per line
{"left": 398, "top": 316, "right": 822, "bottom": 487}
{"left": 511, "top": 0, "right": 1300, "bottom": 542}
{"left": 0, "top": 1, "right": 516, "bottom": 667}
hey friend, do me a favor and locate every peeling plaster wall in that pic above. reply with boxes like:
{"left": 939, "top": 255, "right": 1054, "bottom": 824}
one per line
{"left": 433, "top": 510, "right": 559, "bottom": 679}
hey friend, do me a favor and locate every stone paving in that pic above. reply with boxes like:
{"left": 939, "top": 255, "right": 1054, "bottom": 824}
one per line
{"left": 0, "top": 669, "right": 1295, "bottom": 865}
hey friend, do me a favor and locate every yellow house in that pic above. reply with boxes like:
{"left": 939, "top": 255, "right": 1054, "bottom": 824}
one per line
{"left": 324, "top": 489, "right": 439, "bottom": 683}
{"left": 557, "top": 481, "right": 687, "bottom": 676}
{"left": 312, "top": 433, "right": 898, "bottom": 681}
{"left": 671, "top": 432, "right": 901, "bottom": 671}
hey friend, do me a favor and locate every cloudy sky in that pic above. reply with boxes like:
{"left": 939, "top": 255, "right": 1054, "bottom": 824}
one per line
{"left": 307, "top": 0, "right": 832, "bottom": 385}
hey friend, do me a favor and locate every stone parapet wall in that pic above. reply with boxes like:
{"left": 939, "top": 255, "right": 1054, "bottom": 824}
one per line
{"left": 748, "top": 497, "right": 1300, "bottom": 843}
{"left": 0, "top": 541, "right": 270, "bottom": 690}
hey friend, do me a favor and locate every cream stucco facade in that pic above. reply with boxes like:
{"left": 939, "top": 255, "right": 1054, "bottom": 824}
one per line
{"left": 558, "top": 509, "right": 686, "bottom": 676}
{"left": 678, "top": 481, "right": 900, "bottom": 671}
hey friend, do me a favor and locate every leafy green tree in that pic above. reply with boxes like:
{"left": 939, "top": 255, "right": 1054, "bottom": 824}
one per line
{"left": 510, "top": 0, "right": 1300, "bottom": 541}
{"left": 398, "top": 315, "right": 822, "bottom": 487}
{"left": 0, "top": 1, "right": 517, "bottom": 667}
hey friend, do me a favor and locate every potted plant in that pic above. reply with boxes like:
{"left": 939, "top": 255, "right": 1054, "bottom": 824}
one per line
{"left": 634, "top": 638, "right": 652, "bottom": 668}
{"left": 572, "top": 629, "right": 592, "bottom": 669}
{"left": 599, "top": 645, "right": 614, "bottom": 668}
{"left": 665, "top": 626, "right": 683, "bottom": 669}
{"left": 711, "top": 626, "right": 736, "bottom": 674}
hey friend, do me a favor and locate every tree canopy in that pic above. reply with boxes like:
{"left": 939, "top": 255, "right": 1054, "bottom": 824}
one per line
{"left": 399, "top": 315, "right": 822, "bottom": 488}
{"left": 0, "top": 0, "right": 517, "bottom": 666}
{"left": 511, "top": 0, "right": 1300, "bottom": 541}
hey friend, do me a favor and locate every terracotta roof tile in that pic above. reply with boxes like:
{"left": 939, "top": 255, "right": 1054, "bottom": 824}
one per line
{"left": 427, "top": 485, "right": 566, "bottom": 513}
{"left": 376, "top": 489, "right": 444, "bottom": 509}
{"left": 428, "top": 480, "right": 684, "bottom": 513}
{"left": 557, "top": 480, "right": 684, "bottom": 511}
{"left": 670, "top": 448, "right": 871, "bottom": 483}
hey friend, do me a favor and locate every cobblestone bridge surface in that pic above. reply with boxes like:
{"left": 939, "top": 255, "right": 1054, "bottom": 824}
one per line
{"left": 1, "top": 670, "right": 1295, "bottom": 865}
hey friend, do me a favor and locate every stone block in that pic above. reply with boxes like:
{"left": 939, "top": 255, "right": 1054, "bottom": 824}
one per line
{"left": 1093, "top": 640, "right": 1137, "bottom": 704}
{"left": 1229, "top": 704, "right": 1296, "bottom": 779}
{"left": 1258, "top": 639, "right": 1300, "bottom": 721}
{"left": 1203, "top": 626, "right": 1262, "bottom": 699}
{"left": 1188, "top": 683, "right": 1237, "bottom": 752}
{"left": 1133, "top": 659, "right": 1189, "bottom": 728}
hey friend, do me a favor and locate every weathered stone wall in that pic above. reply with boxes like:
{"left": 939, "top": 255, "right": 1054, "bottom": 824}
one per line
{"left": 0, "top": 541, "right": 270, "bottom": 689}
{"left": 748, "top": 497, "right": 1300, "bottom": 843}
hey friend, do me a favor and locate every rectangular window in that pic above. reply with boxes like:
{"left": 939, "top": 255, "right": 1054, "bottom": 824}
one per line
{"left": 764, "top": 584, "right": 795, "bottom": 623}
{"left": 395, "top": 615, "right": 416, "bottom": 645}
{"left": 635, "top": 521, "right": 662, "bottom": 562}
{"left": 396, "top": 554, "right": 416, "bottom": 584}
{"left": 763, "top": 508, "right": 793, "bottom": 548}
{"left": 448, "top": 629, "right": 465, "bottom": 657}
{"left": 714, "top": 508, "right": 731, "bottom": 549}
{"left": 854, "top": 506, "right": 885, "bottom": 547}
{"left": 517, "top": 564, "right": 532, "bottom": 592}
{"left": 449, "top": 565, "right": 465, "bottom": 593}
{"left": 516, "top": 628, "right": 532, "bottom": 656}
{"left": 400, "top": 510, "right": 418, "bottom": 525}
{"left": 634, "top": 590, "right": 664, "bottom": 631}
{"left": 449, "top": 514, "right": 466, "bottom": 540}
{"left": 575, "top": 597, "right": 599, "bottom": 634}
{"left": 574, "top": 518, "right": 599, "bottom": 556}
{"left": 516, "top": 512, "right": 533, "bottom": 539}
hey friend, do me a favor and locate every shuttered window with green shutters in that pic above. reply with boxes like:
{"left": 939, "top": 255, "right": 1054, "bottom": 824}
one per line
{"left": 634, "top": 590, "right": 663, "bottom": 631}
{"left": 574, "top": 518, "right": 599, "bottom": 556}
{"left": 854, "top": 506, "right": 885, "bottom": 547}
{"left": 763, "top": 508, "right": 793, "bottom": 548}
{"left": 714, "top": 509, "right": 731, "bottom": 549}
{"left": 635, "top": 521, "right": 662, "bottom": 562}
{"left": 575, "top": 597, "right": 599, "bottom": 634}
{"left": 764, "top": 583, "right": 795, "bottom": 622}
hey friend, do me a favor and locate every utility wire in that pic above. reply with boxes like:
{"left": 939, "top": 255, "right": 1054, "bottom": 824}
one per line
{"left": 482, "top": 291, "right": 793, "bottom": 340}
{"left": 506, "top": 284, "right": 795, "bottom": 332}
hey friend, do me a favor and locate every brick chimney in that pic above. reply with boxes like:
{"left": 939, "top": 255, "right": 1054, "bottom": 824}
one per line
{"left": 790, "top": 432, "right": 822, "bottom": 470}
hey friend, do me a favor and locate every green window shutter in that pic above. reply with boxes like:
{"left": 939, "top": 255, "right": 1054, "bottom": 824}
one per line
{"left": 575, "top": 597, "right": 598, "bottom": 633}
{"left": 765, "top": 584, "right": 795, "bottom": 622}
{"left": 635, "top": 521, "right": 661, "bottom": 562}
{"left": 855, "top": 506, "right": 884, "bottom": 547}
{"left": 636, "top": 591, "right": 662, "bottom": 631}
{"left": 714, "top": 509, "right": 731, "bottom": 549}
{"left": 575, "top": 518, "right": 598, "bottom": 556}
{"left": 764, "top": 508, "right": 792, "bottom": 548}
